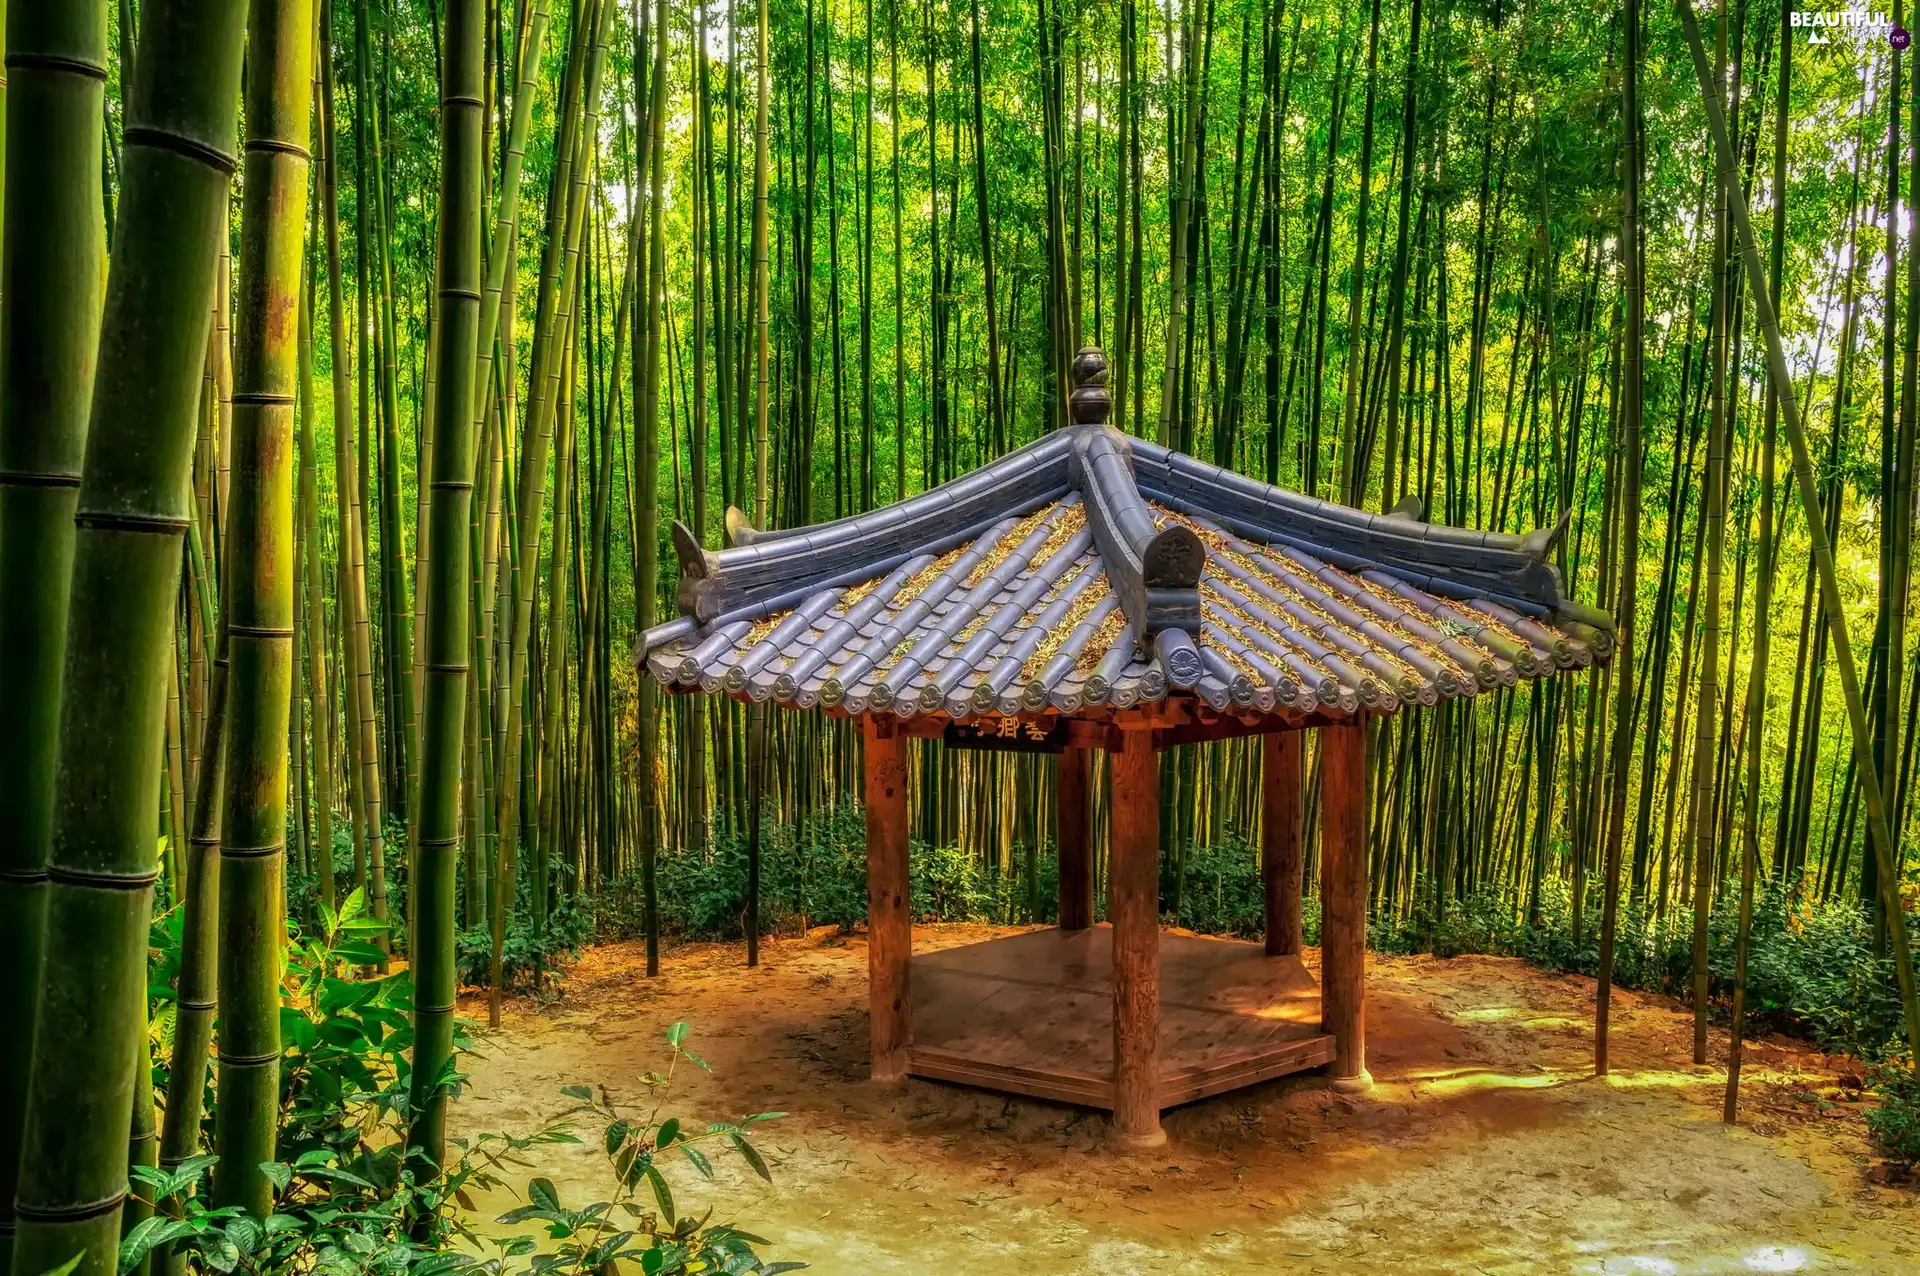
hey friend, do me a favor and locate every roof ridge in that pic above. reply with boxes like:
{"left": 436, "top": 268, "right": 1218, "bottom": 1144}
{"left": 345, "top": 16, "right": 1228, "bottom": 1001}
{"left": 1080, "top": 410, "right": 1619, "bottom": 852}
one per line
{"left": 1064, "top": 346, "right": 1205, "bottom": 654}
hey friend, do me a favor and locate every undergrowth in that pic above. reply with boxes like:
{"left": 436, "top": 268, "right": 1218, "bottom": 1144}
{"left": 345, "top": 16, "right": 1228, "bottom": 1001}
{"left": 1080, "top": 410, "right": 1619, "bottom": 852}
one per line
{"left": 274, "top": 801, "right": 1920, "bottom": 1178}
{"left": 595, "top": 802, "right": 1063, "bottom": 942}
{"left": 1866, "top": 1052, "right": 1920, "bottom": 1171}
{"left": 138, "top": 890, "right": 802, "bottom": 1275}
{"left": 590, "top": 808, "right": 1910, "bottom": 1064}
{"left": 1368, "top": 877, "right": 1912, "bottom": 1062}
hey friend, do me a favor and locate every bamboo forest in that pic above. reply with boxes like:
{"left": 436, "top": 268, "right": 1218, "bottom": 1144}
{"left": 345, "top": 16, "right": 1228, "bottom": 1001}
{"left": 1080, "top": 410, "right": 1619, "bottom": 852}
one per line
{"left": 5, "top": 0, "right": 1920, "bottom": 1270}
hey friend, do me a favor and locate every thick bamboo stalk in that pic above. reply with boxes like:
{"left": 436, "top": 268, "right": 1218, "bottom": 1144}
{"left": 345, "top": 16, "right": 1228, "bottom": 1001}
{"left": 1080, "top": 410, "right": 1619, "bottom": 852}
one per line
{"left": 210, "top": 0, "right": 312, "bottom": 1216}
{"left": 0, "top": 4, "right": 107, "bottom": 1267}
{"left": 8, "top": 1, "right": 246, "bottom": 1270}
{"left": 408, "top": 0, "right": 485, "bottom": 1176}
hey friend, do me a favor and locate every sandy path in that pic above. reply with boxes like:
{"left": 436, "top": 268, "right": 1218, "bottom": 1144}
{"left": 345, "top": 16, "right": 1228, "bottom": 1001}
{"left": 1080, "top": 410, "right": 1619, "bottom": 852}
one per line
{"left": 453, "top": 925, "right": 1919, "bottom": 1274}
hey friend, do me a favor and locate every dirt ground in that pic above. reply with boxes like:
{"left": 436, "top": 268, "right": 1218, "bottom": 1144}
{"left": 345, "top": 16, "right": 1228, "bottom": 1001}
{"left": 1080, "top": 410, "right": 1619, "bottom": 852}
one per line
{"left": 453, "top": 925, "right": 1920, "bottom": 1274}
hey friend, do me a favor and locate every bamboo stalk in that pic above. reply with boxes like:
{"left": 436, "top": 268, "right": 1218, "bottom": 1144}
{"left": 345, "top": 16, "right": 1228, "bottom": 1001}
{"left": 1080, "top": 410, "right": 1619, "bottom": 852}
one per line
{"left": 0, "top": 3, "right": 107, "bottom": 1264}
{"left": 1675, "top": 0, "right": 1920, "bottom": 1069}
{"left": 9, "top": 1, "right": 246, "bottom": 1269}
{"left": 409, "top": 0, "right": 486, "bottom": 1176}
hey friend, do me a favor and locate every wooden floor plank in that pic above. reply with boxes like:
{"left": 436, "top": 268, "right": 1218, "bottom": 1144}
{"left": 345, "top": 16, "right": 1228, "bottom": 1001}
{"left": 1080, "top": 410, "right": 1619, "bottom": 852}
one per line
{"left": 904, "top": 928, "right": 1333, "bottom": 1112}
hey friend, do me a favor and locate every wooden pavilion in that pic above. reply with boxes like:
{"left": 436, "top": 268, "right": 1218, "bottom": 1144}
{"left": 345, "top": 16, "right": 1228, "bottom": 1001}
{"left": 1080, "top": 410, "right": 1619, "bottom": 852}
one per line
{"left": 640, "top": 346, "right": 1611, "bottom": 1148}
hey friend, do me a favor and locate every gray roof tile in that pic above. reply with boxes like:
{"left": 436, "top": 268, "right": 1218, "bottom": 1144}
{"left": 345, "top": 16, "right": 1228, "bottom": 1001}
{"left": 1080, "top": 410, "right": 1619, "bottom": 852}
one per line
{"left": 640, "top": 346, "right": 1610, "bottom": 726}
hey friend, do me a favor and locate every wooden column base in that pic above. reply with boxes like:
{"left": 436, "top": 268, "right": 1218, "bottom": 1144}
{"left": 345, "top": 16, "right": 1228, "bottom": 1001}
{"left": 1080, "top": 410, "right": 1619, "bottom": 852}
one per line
{"left": 1329, "top": 1069, "right": 1373, "bottom": 1095}
{"left": 1114, "top": 1125, "right": 1169, "bottom": 1151}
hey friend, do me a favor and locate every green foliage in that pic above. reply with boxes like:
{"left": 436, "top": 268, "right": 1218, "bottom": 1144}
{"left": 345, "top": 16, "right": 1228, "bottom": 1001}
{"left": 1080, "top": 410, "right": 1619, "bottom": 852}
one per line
{"left": 1866, "top": 1053, "right": 1920, "bottom": 1169}
{"left": 1161, "top": 832, "right": 1267, "bottom": 939}
{"left": 455, "top": 889, "right": 593, "bottom": 992}
{"left": 628, "top": 802, "right": 1910, "bottom": 1063}
{"left": 140, "top": 905, "right": 798, "bottom": 1274}
{"left": 598, "top": 803, "right": 1058, "bottom": 941}
{"left": 285, "top": 812, "right": 412, "bottom": 949}
{"left": 1373, "top": 877, "right": 1912, "bottom": 1060}
{"left": 132, "top": 891, "right": 515, "bottom": 1275}
{"left": 484, "top": 1025, "right": 802, "bottom": 1276}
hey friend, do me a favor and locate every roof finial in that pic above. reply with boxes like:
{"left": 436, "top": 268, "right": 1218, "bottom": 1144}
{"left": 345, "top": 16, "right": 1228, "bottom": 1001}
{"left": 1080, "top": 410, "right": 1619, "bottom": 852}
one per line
{"left": 1070, "top": 345, "right": 1111, "bottom": 428}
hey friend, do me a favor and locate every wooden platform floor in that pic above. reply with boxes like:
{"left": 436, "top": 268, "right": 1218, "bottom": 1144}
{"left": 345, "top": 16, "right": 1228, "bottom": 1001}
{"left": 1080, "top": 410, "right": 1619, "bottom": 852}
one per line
{"left": 905, "top": 927, "right": 1336, "bottom": 1111}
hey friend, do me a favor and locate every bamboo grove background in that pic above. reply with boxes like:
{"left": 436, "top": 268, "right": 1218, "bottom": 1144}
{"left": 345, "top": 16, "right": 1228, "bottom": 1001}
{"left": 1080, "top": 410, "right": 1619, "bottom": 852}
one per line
{"left": 208, "top": 0, "right": 1913, "bottom": 953}
{"left": 4, "top": 0, "right": 1920, "bottom": 1222}
{"left": 46, "top": 0, "right": 1920, "bottom": 966}
{"left": 3, "top": 0, "right": 1920, "bottom": 1266}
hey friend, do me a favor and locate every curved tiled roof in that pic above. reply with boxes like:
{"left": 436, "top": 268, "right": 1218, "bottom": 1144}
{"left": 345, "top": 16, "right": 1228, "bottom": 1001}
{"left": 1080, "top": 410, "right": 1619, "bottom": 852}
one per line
{"left": 639, "top": 348, "right": 1612, "bottom": 725}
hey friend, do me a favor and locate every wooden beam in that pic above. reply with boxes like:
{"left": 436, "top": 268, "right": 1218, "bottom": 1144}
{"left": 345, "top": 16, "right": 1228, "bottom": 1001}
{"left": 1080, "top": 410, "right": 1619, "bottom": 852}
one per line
{"left": 1262, "top": 732, "right": 1304, "bottom": 957}
{"left": 1057, "top": 746, "right": 1093, "bottom": 930}
{"left": 1151, "top": 711, "right": 1333, "bottom": 750}
{"left": 864, "top": 718, "right": 912, "bottom": 1082}
{"left": 1318, "top": 720, "right": 1371, "bottom": 1092}
{"left": 1064, "top": 718, "right": 1121, "bottom": 752}
{"left": 1108, "top": 727, "right": 1165, "bottom": 1148}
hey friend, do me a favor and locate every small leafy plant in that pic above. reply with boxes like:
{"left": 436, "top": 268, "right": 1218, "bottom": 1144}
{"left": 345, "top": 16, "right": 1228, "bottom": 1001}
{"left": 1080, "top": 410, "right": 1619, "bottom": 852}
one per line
{"left": 121, "top": 958, "right": 800, "bottom": 1276}
{"left": 124, "top": 889, "right": 567, "bottom": 1275}
{"left": 483, "top": 1022, "right": 803, "bottom": 1276}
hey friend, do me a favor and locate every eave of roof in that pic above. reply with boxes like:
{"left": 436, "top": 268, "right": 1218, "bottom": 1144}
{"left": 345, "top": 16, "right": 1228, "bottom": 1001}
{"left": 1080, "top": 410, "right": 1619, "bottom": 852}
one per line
{"left": 640, "top": 346, "right": 1613, "bottom": 724}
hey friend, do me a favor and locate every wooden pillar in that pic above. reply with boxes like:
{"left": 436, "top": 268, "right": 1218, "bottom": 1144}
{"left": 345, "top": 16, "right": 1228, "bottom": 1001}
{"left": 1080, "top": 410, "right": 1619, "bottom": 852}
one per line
{"left": 1108, "top": 727, "right": 1165, "bottom": 1147}
{"left": 1262, "top": 731, "right": 1304, "bottom": 956}
{"left": 864, "top": 718, "right": 912, "bottom": 1082}
{"left": 1318, "top": 720, "right": 1371, "bottom": 1092}
{"left": 1056, "top": 745, "right": 1093, "bottom": 930}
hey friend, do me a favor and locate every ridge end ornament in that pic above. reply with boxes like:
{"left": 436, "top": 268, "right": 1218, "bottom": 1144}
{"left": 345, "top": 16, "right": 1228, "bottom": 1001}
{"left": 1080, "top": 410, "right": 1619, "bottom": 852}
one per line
{"left": 1070, "top": 345, "right": 1112, "bottom": 428}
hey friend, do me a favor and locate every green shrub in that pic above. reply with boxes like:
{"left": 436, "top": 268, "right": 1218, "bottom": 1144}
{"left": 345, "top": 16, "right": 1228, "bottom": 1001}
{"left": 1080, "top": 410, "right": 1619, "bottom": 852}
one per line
{"left": 1163, "top": 831, "right": 1267, "bottom": 937}
{"left": 455, "top": 885, "right": 594, "bottom": 991}
{"left": 139, "top": 892, "right": 801, "bottom": 1274}
{"left": 1867, "top": 1054, "right": 1920, "bottom": 1169}
{"left": 591, "top": 799, "right": 1915, "bottom": 1063}
{"left": 1371, "top": 875, "right": 1912, "bottom": 1059}
{"left": 596, "top": 801, "right": 1058, "bottom": 942}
